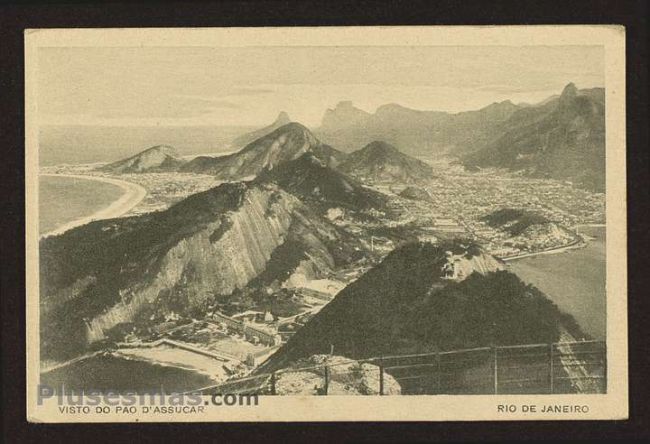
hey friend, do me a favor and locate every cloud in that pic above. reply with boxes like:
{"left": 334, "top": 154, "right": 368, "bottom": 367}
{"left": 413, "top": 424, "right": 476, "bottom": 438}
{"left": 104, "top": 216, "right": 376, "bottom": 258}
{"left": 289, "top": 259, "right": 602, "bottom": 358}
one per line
{"left": 171, "top": 94, "right": 243, "bottom": 107}
{"left": 93, "top": 94, "right": 241, "bottom": 119}
{"left": 192, "top": 99, "right": 241, "bottom": 109}
{"left": 472, "top": 84, "right": 564, "bottom": 95}
{"left": 229, "top": 87, "right": 275, "bottom": 96}
{"left": 175, "top": 87, "right": 275, "bottom": 102}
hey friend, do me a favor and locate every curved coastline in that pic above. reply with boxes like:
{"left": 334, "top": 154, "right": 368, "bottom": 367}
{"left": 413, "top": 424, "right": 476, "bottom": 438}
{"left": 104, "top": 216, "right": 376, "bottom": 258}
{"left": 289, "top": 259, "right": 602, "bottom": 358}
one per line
{"left": 501, "top": 236, "right": 586, "bottom": 262}
{"left": 40, "top": 173, "right": 147, "bottom": 238}
{"left": 500, "top": 223, "right": 605, "bottom": 262}
{"left": 507, "top": 226, "right": 606, "bottom": 339}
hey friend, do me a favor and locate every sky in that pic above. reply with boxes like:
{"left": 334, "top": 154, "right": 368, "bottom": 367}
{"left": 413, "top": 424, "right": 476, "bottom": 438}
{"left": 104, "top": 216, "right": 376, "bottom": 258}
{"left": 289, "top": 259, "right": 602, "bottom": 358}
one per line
{"left": 38, "top": 45, "right": 604, "bottom": 127}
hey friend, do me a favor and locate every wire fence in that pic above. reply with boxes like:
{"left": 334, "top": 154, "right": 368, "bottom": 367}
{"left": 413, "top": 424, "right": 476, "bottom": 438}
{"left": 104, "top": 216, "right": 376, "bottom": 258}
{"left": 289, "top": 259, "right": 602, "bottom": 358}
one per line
{"left": 194, "top": 340, "right": 606, "bottom": 396}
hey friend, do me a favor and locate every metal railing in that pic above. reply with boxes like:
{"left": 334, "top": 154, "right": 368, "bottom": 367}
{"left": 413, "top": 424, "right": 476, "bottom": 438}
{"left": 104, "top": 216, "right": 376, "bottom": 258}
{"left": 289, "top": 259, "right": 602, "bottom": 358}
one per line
{"left": 193, "top": 340, "right": 606, "bottom": 396}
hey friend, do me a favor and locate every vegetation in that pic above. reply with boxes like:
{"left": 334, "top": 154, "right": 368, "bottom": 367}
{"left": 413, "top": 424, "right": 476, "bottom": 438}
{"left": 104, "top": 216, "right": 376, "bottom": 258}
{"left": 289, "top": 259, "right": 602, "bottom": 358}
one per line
{"left": 262, "top": 242, "right": 584, "bottom": 371}
{"left": 482, "top": 208, "right": 549, "bottom": 235}
{"left": 257, "top": 152, "right": 388, "bottom": 211}
{"left": 409, "top": 271, "right": 566, "bottom": 349}
{"left": 338, "top": 140, "right": 434, "bottom": 183}
{"left": 39, "top": 182, "right": 252, "bottom": 359}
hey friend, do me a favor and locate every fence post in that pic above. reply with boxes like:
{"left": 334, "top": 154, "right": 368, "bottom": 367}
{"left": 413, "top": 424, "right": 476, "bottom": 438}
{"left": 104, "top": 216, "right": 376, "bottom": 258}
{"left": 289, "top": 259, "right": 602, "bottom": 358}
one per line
{"left": 493, "top": 346, "right": 498, "bottom": 395}
{"left": 379, "top": 361, "right": 385, "bottom": 396}
{"left": 270, "top": 372, "right": 277, "bottom": 396}
{"left": 323, "top": 366, "right": 330, "bottom": 395}
{"left": 549, "top": 343, "right": 554, "bottom": 394}
{"left": 436, "top": 352, "right": 442, "bottom": 394}
{"left": 603, "top": 342, "right": 608, "bottom": 393}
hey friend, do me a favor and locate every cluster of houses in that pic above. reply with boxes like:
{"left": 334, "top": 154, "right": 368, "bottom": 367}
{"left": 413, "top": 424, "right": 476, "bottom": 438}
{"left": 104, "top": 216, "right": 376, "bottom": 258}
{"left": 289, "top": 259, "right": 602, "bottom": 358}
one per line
{"left": 209, "top": 311, "right": 282, "bottom": 347}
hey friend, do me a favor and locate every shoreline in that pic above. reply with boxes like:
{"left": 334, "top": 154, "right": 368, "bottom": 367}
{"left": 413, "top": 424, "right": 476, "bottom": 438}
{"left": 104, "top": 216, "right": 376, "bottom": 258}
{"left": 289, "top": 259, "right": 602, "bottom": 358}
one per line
{"left": 40, "top": 351, "right": 102, "bottom": 374}
{"left": 41, "top": 341, "right": 230, "bottom": 385}
{"left": 507, "top": 231, "right": 606, "bottom": 339}
{"left": 40, "top": 173, "right": 147, "bottom": 238}
{"left": 500, "top": 236, "right": 586, "bottom": 262}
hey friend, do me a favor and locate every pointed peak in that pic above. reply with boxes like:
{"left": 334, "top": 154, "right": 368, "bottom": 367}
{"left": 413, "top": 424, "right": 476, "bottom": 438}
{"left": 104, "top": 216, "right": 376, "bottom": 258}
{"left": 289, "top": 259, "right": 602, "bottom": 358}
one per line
{"left": 274, "top": 111, "right": 291, "bottom": 125}
{"left": 260, "top": 121, "right": 320, "bottom": 147}
{"left": 560, "top": 82, "right": 578, "bottom": 98}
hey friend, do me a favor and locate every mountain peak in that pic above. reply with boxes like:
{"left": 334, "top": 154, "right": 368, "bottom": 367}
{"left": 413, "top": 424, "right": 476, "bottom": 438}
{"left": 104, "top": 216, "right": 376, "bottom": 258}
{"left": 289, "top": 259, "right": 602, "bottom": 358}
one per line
{"left": 274, "top": 111, "right": 291, "bottom": 125}
{"left": 183, "top": 121, "right": 345, "bottom": 179}
{"left": 99, "top": 144, "right": 184, "bottom": 173}
{"left": 321, "top": 102, "right": 371, "bottom": 130}
{"left": 560, "top": 82, "right": 578, "bottom": 99}
{"left": 260, "top": 241, "right": 578, "bottom": 371}
{"left": 267, "top": 122, "right": 317, "bottom": 142}
{"left": 492, "top": 99, "right": 515, "bottom": 108}
{"left": 339, "top": 140, "right": 433, "bottom": 183}
{"left": 231, "top": 112, "right": 293, "bottom": 149}
{"left": 362, "top": 140, "right": 401, "bottom": 156}
{"left": 464, "top": 82, "right": 605, "bottom": 192}
{"left": 258, "top": 152, "right": 387, "bottom": 210}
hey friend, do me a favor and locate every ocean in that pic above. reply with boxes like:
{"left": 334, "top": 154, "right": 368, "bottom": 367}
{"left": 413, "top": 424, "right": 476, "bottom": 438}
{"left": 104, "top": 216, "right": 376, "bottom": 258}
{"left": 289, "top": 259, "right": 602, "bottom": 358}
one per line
{"left": 39, "top": 175, "right": 125, "bottom": 235}
{"left": 39, "top": 125, "right": 253, "bottom": 166}
{"left": 508, "top": 226, "right": 606, "bottom": 339}
{"left": 40, "top": 354, "right": 215, "bottom": 393}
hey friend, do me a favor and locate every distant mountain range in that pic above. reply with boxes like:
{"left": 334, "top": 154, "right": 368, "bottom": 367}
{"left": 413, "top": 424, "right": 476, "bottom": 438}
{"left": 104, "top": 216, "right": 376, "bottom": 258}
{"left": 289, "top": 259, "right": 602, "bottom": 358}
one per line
{"left": 315, "top": 99, "right": 521, "bottom": 156}
{"left": 312, "top": 83, "right": 605, "bottom": 192}
{"left": 463, "top": 83, "right": 605, "bottom": 192}
{"left": 98, "top": 82, "right": 604, "bottom": 191}
{"left": 338, "top": 141, "right": 434, "bottom": 184}
{"left": 102, "top": 123, "right": 432, "bottom": 188}
{"left": 260, "top": 241, "right": 586, "bottom": 372}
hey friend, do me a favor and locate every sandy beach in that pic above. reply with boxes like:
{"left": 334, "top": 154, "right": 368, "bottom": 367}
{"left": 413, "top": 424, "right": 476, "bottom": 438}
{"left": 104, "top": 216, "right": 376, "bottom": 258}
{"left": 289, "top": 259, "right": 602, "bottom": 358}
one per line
{"left": 40, "top": 173, "right": 147, "bottom": 238}
{"left": 114, "top": 344, "right": 231, "bottom": 383}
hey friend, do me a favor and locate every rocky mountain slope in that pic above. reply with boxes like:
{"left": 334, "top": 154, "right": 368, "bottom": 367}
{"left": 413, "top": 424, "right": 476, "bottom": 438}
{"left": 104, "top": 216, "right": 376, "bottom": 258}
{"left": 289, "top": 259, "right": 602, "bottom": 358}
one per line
{"left": 257, "top": 153, "right": 388, "bottom": 211}
{"left": 315, "top": 100, "right": 521, "bottom": 155}
{"left": 261, "top": 241, "right": 585, "bottom": 372}
{"left": 273, "top": 354, "right": 401, "bottom": 395}
{"left": 231, "top": 111, "right": 292, "bottom": 149}
{"left": 40, "top": 179, "right": 369, "bottom": 361}
{"left": 180, "top": 122, "right": 347, "bottom": 179}
{"left": 98, "top": 145, "right": 186, "bottom": 173}
{"left": 464, "top": 84, "right": 606, "bottom": 192}
{"left": 338, "top": 141, "right": 434, "bottom": 183}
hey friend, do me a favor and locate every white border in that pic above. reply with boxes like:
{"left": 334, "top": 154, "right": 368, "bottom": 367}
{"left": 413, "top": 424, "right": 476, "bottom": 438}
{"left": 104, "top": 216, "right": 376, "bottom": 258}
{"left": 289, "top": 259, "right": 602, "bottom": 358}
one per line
{"left": 25, "top": 25, "right": 627, "bottom": 422}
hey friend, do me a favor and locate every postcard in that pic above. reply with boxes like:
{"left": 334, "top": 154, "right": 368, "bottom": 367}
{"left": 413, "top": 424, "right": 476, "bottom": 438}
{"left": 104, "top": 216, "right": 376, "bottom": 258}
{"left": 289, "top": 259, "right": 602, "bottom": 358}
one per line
{"left": 25, "top": 25, "right": 627, "bottom": 422}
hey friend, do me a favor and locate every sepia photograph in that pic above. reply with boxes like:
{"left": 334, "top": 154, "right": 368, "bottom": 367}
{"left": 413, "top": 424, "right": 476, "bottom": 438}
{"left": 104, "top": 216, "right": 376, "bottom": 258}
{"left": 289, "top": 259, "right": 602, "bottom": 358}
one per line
{"left": 24, "top": 26, "right": 628, "bottom": 422}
